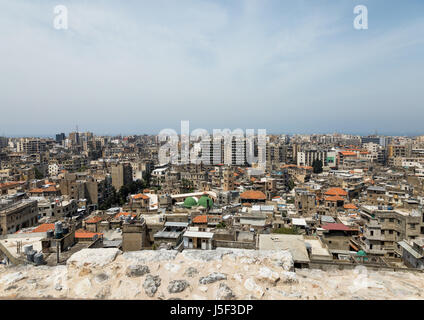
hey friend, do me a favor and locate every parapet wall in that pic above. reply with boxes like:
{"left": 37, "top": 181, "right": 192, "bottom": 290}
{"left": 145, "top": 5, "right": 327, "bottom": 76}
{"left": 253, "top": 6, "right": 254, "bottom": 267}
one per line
{"left": 0, "top": 248, "right": 424, "bottom": 300}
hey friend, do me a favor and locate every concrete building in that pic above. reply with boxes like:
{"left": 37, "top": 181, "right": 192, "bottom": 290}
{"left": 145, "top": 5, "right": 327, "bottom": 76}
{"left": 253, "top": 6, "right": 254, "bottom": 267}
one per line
{"left": 0, "top": 199, "right": 38, "bottom": 235}
{"left": 360, "top": 205, "right": 424, "bottom": 257}
{"left": 122, "top": 219, "right": 148, "bottom": 251}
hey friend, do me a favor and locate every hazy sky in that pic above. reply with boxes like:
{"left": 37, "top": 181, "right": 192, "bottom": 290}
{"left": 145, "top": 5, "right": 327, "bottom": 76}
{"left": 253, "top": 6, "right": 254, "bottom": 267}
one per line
{"left": 1, "top": 0, "right": 423, "bottom": 137}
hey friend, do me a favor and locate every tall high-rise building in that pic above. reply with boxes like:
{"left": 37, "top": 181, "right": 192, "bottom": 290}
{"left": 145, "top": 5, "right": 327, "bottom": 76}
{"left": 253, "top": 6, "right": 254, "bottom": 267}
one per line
{"left": 56, "top": 133, "right": 65, "bottom": 143}
{"left": 0, "top": 137, "right": 8, "bottom": 149}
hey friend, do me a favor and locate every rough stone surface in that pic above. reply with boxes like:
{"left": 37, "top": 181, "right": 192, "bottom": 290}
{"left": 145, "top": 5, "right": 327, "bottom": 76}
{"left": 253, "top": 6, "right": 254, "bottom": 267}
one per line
{"left": 67, "top": 248, "right": 120, "bottom": 267}
{"left": 216, "top": 283, "right": 236, "bottom": 300}
{"left": 184, "top": 267, "right": 199, "bottom": 277}
{"left": 1, "top": 249, "right": 424, "bottom": 299}
{"left": 168, "top": 280, "right": 189, "bottom": 293}
{"left": 199, "top": 272, "right": 227, "bottom": 284}
{"left": 143, "top": 275, "right": 161, "bottom": 297}
{"left": 126, "top": 265, "right": 150, "bottom": 277}
{"left": 256, "top": 267, "right": 280, "bottom": 285}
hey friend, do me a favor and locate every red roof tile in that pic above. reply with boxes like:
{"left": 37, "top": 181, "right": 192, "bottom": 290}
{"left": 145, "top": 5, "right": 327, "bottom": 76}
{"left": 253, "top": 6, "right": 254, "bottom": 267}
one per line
{"left": 324, "top": 187, "right": 348, "bottom": 197}
{"left": 85, "top": 216, "right": 103, "bottom": 224}
{"left": 31, "top": 223, "right": 55, "bottom": 233}
{"left": 322, "top": 223, "right": 352, "bottom": 231}
{"left": 240, "top": 190, "right": 266, "bottom": 200}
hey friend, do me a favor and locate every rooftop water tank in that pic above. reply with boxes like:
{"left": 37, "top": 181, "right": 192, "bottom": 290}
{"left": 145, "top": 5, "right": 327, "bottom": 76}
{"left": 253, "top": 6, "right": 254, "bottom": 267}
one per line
{"left": 26, "top": 250, "right": 36, "bottom": 262}
{"left": 47, "top": 229, "right": 54, "bottom": 238}
{"left": 23, "top": 244, "right": 33, "bottom": 255}
{"left": 55, "top": 221, "right": 63, "bottom": 233}
{"left": 34, "top": 253, "right": 44, "bottom": 265}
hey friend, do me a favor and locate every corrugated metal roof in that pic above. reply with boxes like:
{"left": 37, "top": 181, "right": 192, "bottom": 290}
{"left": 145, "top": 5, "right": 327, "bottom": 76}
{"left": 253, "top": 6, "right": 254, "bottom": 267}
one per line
{"left": 183, "top": 231, "right": 214, "bottom": 239}
{"left": 321, "top": 216, "right": 336, "bottom": 223}
{"left": 398, "top": 241, "right": 423, "bottom": 259}
{"left": 292, "top": 218, "right": 307, "bottom": 226}
{"left": 164, "top": 221, "right": 188, "bottom": 228}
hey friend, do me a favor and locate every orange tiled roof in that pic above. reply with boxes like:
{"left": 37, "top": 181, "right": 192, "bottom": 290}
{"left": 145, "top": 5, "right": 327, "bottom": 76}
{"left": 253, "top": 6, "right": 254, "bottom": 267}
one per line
{"left": 299, "top": 165, "right": 313, "bottom": 170}
{"left": 115, "top": 212, "right": 137, "bottom": 219}
{"left": 0, "top": 181, "right": 22, "bottom": 188}
{"left": 132, "top": 193, "right": 149, "bottom": 200}
{"left": 242, "top": 202, "right": 252, "bottom": 207}
{"left": 75, "top": 229, "right": 103, "bottom": 239}
{"left": 340, "top": 151, "right": 357, "bottom": 156}
{"left": 324, "top": 187, "right": 348, "bottom": 197}
{"left": 31, "top": 223, "right": 55, "bottom": 233}
{"left": 143, "top": 189, "right": 150, "bottom": 193}
{"left": 85, "top": 216, "right": 103, "bottom": 224}
{"left": 193, "top": 215, "right": 208, "bottom": 224}
{"left": 240, "top": 190, "right": 266, "bottom": 200}
{"left": 325, "top": 195, "right": 345, "bottom": 202}
{"left": 344, "top": 203, "right": 358, "bottom": 210}
{"left": 29, "top": 186, "right": 58, "bottom": 193}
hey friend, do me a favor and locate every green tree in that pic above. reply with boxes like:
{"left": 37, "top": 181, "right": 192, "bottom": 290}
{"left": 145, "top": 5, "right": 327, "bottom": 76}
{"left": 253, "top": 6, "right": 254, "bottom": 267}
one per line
{"left": 287, "top": 179, "right": 295, "bottom": 191}
{"left": 181, "top": 179, "right": 194, "bottom": 193}
{"left": 312, "top": 159, "right": 323, "bottom": 174}
{"left": 34, "top": 167, "right": 43, "bottom": 179}
{"left": 216, "top": 221, "right": 226, "bottom": 229}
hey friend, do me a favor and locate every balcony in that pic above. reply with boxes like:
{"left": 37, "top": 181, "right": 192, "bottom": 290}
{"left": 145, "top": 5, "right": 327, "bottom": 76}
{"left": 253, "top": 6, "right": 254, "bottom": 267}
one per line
{"left": 381, "top": 223, "right": 402, "bottom": 232}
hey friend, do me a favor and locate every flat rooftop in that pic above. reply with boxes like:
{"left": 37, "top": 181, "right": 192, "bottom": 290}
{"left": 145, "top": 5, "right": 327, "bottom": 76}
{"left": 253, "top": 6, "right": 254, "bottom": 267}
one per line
{"left": 259, "top": 234, "right": 310, "bottom": 264}
{"left": 0, "top": 233, "right": 44, "bottom": 259}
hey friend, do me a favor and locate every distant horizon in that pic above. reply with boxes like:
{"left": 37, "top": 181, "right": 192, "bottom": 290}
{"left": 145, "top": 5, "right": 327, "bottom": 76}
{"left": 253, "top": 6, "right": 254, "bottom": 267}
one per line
{"left": 3, "top": 129, "right": 424, "bottom": 139}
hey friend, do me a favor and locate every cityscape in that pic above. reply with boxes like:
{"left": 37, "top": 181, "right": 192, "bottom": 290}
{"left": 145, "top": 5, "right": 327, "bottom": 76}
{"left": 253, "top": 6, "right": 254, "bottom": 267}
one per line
{"left": 1, "top": 0, "right": 424, "bottom": 306}
{"left": 1, "top": 132, "right": 424, "bottom": 299}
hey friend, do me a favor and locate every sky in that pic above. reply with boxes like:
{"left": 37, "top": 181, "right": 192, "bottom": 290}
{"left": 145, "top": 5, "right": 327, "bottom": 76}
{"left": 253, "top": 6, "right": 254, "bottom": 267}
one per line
{"left": 0, "top": 0, "right": 423, "bottom": 137}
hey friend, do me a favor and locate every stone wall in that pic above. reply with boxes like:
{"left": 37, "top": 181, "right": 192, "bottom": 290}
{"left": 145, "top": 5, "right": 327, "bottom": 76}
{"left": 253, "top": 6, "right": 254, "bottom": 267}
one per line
{"left": 1, "top": 248, "right": 424, "bottom": 300}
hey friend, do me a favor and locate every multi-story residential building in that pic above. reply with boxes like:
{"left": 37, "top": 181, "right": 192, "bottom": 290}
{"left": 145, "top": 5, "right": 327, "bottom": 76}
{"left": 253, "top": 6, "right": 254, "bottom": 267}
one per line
{"left": 59, "top": 172, "right": 111, "bottom": 205}
{"left": 0, "top": 199, "right": 38, "bottom": 234}
{"left": 297, "top": 149, "right": 336, "bottom": 168}
{"left": 360, "top": 205, "right": 424, "bottom": 258}
{"left": 17, "top": 138, "right": 47, "bottom": 154}
{"left": 111, "top": 163, "right": 133, "bottom": 191}
{"left": 295, "top": 189, "right": 317, "bottom": 216}
{"left": 35, "top": 198, "right": 78, "bottom": 218}
{"left": 387, "top": 144, "right": 412, "bottom": 166}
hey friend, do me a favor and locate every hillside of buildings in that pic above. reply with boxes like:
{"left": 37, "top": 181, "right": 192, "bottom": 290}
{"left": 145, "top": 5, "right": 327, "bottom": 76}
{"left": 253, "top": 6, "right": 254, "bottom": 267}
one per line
{"left": 1, "top": 248, "right": 424, "bottom": 300}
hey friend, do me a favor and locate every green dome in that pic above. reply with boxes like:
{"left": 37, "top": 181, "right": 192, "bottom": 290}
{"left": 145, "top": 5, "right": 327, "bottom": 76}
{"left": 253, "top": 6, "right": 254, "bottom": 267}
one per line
{"left": 183, "top": 197, "right": 197, "bottom": 208}
{"left": 357, "top": 250, "right": 367, "bottom": 256}
{"left": 198, "top": 196, "right": 213, "bottom": 209}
